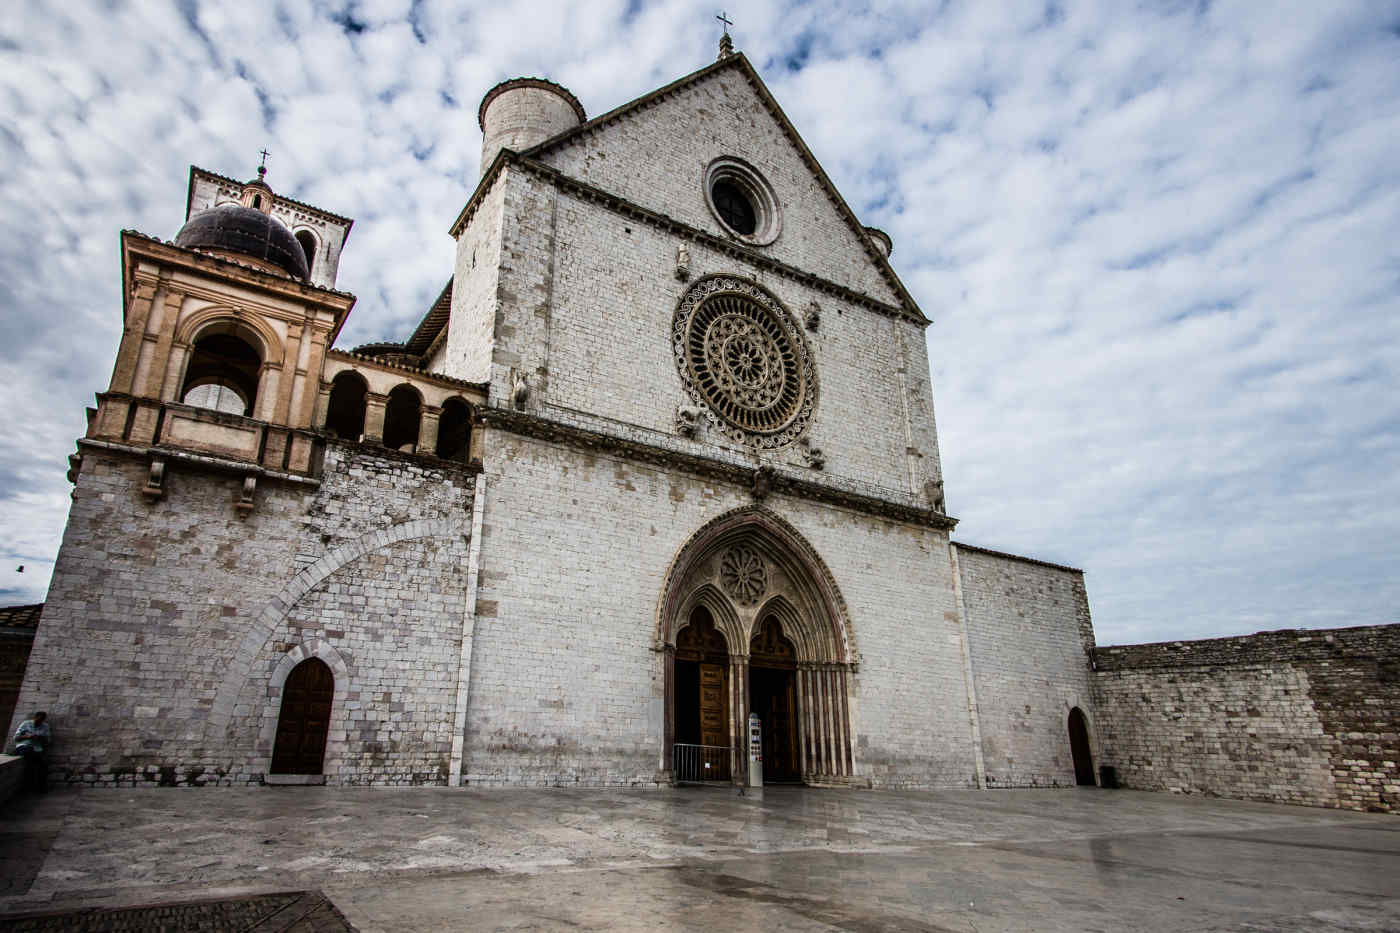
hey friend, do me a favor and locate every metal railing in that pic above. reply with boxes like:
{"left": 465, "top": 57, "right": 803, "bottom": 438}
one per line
{"left": 673, "top": 743, "right": 731, "bottom": 783}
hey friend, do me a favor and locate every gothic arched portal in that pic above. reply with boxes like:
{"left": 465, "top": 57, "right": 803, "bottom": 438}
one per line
{"left": 657, "top": 507, "right": 857, "bottom": 786}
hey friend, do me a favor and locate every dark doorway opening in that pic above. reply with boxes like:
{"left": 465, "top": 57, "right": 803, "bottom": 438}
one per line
{"left": 271, "top": 658, "right": 334, "bottom": 775}
{"left": 1068, "top": 707, "right": 1095, "bottom": 786}
{"left": 750, "top": 616, "right": 800, "bottom": 783}
{"left": 674, "top": 608, "right": 729, "bottom": 782}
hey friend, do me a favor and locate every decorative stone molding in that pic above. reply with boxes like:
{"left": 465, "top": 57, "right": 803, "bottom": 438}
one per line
{"left": 142, "top": 457, "right": 167, "bottom": 501}
{"left": 804, "top": 301, "right": 821, "bottom": 331}
{"left": 719, "top": 545, "right": 768, "bottom": 605}
{"left": 511, "top": 370, "right": 531, "bottom": 410}
{"left": 236, "top": 475, "right": 257, "bottom": 516}
{"left": 923, "top": 479, "right": 946, "bottom": 515}
{"left": 654, "top": 504, "right": 859, "bottom": 668}
{"left": 478, "top": 406, "right": 957, "bottom": 531}
{"left": 674, "top": 403, "right": 701, "bottom": 437}
{"left": 674, "top": 242, "right": 691, "bottom": 281}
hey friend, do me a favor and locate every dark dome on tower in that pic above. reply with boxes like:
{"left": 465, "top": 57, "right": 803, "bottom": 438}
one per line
{"left": 174, "top": 204, "right": 310, "bottom": 280}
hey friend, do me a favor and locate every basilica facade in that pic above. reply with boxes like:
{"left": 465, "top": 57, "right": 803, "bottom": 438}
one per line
{"left": 13, "top": 47, "right": 1099, "bottom": 789}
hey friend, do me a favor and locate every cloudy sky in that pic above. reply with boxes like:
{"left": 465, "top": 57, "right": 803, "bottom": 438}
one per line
{"left": 1, "top": 0, "right": 1396, "bottom": 645}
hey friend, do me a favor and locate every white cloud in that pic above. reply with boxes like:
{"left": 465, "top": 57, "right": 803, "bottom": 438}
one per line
{"left": 0, "top": 0, "right": 1395, "bottom": 642}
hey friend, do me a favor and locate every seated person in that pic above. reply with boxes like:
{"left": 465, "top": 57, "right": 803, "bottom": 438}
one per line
{"left": 13, "top": 711, "right": 50, "bottom": 792}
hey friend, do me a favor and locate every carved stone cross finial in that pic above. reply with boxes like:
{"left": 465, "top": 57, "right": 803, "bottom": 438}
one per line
{"left": 717, "top": 11, "right": 735, "bottom": 58}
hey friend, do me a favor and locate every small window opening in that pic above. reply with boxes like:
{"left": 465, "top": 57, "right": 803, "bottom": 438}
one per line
{"left": 295, "top": 230, "right": 317, "bottom": 275}
{"left": 435, "top": 398, "right": 472, "bottom": 461}
{"left": 712, "top": 180, "right": 756, "bottom": 235}
{"left": 325, "top": 371, "right": 368, "bottom": 441}
{"left": 382, "top": 384, "right": 421, "bottom": 452}
{"left": 181, "top": 331, "right": 261, "bottom": 417}
{"left": 252, "top": 194, "right": 262, "bottom": 210}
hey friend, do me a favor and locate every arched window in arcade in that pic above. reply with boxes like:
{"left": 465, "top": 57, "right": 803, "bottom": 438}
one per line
{"left": 270, "top": 657, "right": 334, "bottom": 775}
{"left": 382, "top": 384, "right": 422, "bottom": 452}
{"left": 435, "top": 397, "right": 472, "bottom": 461}
{"left": 294, "top": 230, "right": 317, "bottom": 277}
{"left": 325, "top": 371, "right": 368, "bottom": 441}
{"left": 673, "top": 607, "right": 730, "bottom": 782}
{"left": 1068, "top": 707, "right": 1096, "bottom": 786}
{"left": 180, "top": 328, "right": 262, "bottom": 417}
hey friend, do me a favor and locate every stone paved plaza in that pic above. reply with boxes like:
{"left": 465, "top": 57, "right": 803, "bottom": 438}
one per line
{"left": 0, "top": 786, "right": 1395, "bottom": 931}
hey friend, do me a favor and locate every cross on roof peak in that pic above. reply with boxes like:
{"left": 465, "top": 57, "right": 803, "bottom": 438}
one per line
{"left": 716, "top": 11, "right": 735, "bottom": 59}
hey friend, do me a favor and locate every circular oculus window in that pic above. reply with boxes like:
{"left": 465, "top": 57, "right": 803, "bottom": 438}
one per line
{"left": 672, "top": 275, "right": 816, "bottom": 449}
{"left": 703, "top": 157, "right": 781, "bottom": 245}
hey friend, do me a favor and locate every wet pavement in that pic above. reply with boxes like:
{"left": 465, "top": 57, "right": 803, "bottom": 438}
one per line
{"left": 0, "top": 785, "right": 1395, "bottom": 931}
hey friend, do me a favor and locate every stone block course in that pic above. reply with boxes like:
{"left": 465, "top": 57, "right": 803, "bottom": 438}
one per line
{"left": 1093, "top": 625, "right": 1400, "bottom": 811}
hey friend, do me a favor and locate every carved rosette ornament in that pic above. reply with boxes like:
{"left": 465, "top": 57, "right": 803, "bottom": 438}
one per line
{"left": 672, "top": 276, "right": 817, "bottom": 449}
{"left": 719, "top": 545, "right": 768, "bottom": 605}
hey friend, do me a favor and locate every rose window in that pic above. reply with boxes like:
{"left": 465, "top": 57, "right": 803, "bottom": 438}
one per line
{"left": 672, "top": 276, "right": 816, "bottom": 448}
{"left": 720, "top": 545, "right": 768, "bottom": 605}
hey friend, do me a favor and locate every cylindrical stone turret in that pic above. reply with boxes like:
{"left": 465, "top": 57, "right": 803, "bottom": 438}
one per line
{"left": 478, "top": 77, "right": 586, "bottom": 178}
{"left": 864, "top": 226, "right": 893, "bottom": 259}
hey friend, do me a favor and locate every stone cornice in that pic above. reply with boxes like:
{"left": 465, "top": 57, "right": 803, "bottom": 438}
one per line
{"left": 185, "top": 165, "right": 354, "bottom": 228}
{"left": 480, "top": 406, "right": 957, "bottom": 531}
{"left": 121, "top": 231, "right": 356, "bottom": 342}
{"left": 513, "top": 156, "right": 924, "bottom": 325}
{"left": 951, "top": 542, "right": 1084, "bottom": 575}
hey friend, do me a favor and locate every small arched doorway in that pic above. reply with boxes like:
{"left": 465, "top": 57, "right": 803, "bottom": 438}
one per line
{"left": 270, "top": 658, "right": 334, "bottom": 775}
{"left": 1068, "top": 707, "right": 1096, "bottom": 786}
{"left": 673, "top": 607, "right": 730, "bottom": 782}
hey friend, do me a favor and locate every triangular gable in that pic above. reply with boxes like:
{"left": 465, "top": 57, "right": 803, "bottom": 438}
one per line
{"left": 523, "top": 54, "right": 926, "bottom": 323}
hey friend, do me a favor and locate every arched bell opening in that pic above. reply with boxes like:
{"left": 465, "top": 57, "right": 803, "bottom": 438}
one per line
{"left": 658, "top": 507, "right": 857, "bottom": 787}
{"left": 181, "top": 329, "right": 263, "bottom": 417}
{"left": 1068, "top": 706, "right": 1096, "bottom": 786}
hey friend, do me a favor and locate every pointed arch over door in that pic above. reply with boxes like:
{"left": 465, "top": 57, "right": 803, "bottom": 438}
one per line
{"left": 657, "top": 506, "right": 857, "bottom": 786}
{"left": 271, "top": 657, "right": 334, "bottom": 775}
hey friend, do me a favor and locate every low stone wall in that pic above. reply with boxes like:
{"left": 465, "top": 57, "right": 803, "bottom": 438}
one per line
{"left": 0, "top": 754, "right": 25, "bottom": 802}
{"left": 1093, "top": 624, "right": 1399, "bottom": 812}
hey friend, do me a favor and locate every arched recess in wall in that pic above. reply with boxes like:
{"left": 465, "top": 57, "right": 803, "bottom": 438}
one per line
{"left": 656, "top": 506, "right": 857, "bottom": 785}
{"left": 204, "top": 517, "right": 472, "bottom": 753}
{"left": 435, "top": 397, "right": 472, "bottom": 461}
{"left": 382, "top": 384, "right": 422, "bottom": 452}
{"left": 325, "top": 370, "right": 368, "bottom": 441}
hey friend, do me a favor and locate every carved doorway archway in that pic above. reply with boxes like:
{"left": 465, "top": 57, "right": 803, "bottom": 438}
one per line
{"left": 673, "top": 607, "right": 731, "bottom": 781}
{"left": 658, "top": 507, "right": 857, "bottom": 787}
{"left": 270, "top": 657, "right": 333, "bottom": 775}
{"left": 1068, "top": 707, "right": 1096, "bottom": 786}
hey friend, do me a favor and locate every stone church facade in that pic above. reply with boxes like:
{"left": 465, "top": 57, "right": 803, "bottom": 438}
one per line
{"left": 13, "top": 49, "right": 1101, "bottom": 789}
